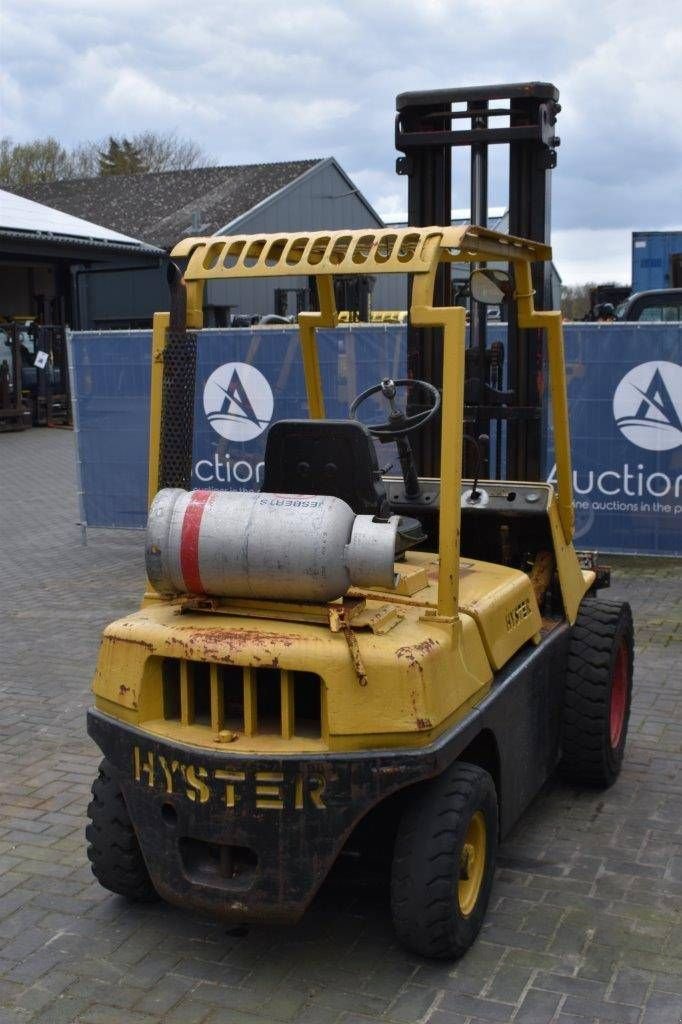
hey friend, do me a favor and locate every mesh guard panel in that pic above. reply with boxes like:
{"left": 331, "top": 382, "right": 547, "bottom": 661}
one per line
{"left": 159, "top": 330, "right": 197, "bottom": 490}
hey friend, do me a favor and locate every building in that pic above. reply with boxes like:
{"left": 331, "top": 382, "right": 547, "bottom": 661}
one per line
{"left": 8, "top": 159, "right": 385, "bottom": 326}
{"left": 6, "top": 166, "right": 565, "bottom": 326}
{"left": 0, "top": 189, "right": 163, "bottom": 327}
{"left": 0, "top": 189, "right": 165, "bottom": 428}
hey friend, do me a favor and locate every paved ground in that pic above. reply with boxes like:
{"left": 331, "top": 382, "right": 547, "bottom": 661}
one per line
{"left": 1, "top": 429, "right": 680, "bottom": 1024}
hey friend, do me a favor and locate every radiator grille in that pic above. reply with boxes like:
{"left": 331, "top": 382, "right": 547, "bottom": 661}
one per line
{"left": 161, "top": 659, "right": 322, "bottom": 739}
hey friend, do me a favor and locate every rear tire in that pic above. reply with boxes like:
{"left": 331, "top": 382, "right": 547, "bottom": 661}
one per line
{"left": 559, "top": 598, "right": 634, "bottom": 788}
{"left": 390, "top": 762, "right": 498, "bottom": 959}
{"left": 86, "top": 759, "right": 158, "bottom": 901}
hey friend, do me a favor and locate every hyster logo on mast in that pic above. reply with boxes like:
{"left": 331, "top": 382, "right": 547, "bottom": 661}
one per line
{"left": 613, "top": 361, "right": 682, "bottom": 452}
{"left": 203, "top": 362, "right": 274, "bottom": 442}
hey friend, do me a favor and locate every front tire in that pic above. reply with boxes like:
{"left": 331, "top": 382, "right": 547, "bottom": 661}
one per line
{"left": 559, "top": 598, "right": 634, "bottom": 788}
{"left": 390, "top": 762, "right": 498, "bottom": 959}
{"left": 86, "top": 759, "right": 158, "bottom": 901}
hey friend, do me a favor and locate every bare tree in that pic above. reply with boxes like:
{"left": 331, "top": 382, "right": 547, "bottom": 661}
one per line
{"left": 0, "top": 137, "right": 74, "bottom": 187}
{"left": 132, "top": 131, "right": 206, "bottom": 172}
{"left": 561, "top": 283, "right": 594, "bottom": 321}
{"left": 68, "top": 142, "right": 100, "bottom": 179}
{"left": 0, "top": 131, "right": 209, "bottom": 186}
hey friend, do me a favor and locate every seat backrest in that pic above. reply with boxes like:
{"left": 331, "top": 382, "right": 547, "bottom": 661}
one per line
{"left": 261, "top": 419, "right": 387, "bottom": 516}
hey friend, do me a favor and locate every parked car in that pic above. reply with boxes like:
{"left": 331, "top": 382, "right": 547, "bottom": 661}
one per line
{"left": 617, "top": 288, "right": 682, "bottom": 322}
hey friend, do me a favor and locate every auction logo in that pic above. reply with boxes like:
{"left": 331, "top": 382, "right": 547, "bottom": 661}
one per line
{"left": 203, "top": 362, "right": 274, "bottom": 442}
{"left": 613, "top": 361, "right": 682, "bottom": 452}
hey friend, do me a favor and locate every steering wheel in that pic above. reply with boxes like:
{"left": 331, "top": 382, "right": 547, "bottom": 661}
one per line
{"left": 349, "top": 377, "right": 441, "bottom": 440}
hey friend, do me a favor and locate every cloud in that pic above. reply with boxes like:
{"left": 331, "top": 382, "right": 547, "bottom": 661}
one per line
{"left": 2, "top": 0, "right": 681, "bottom": 280}
{"left": 102, "top": 69, "right": 198, "bottom": 121}
{"left": 552, "top": 229, "right": 632, "bottom": 286}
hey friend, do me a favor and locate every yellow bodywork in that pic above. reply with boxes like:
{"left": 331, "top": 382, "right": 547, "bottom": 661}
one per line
{"left": 95, "top": 224, "right": 592, "bottom": 755}
{"left": 92, "top": 545, "right": 548, "bottom": 751}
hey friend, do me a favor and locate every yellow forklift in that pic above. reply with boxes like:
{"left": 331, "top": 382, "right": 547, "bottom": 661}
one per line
{"left": 0, "top": 321, "right": 31, "bottom": 431}
{"left": 19, "top": 321, "right": 71, "bottom": 427}
{"left": 86, "top": 221, "right": 633, "bottom": 959}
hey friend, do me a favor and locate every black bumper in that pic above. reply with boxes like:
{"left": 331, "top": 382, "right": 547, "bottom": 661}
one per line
{"left": 87, "top": 710, "right": 443, "bottom": 922}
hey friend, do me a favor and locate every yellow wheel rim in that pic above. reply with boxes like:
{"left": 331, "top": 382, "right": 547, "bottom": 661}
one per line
{"left": 458, "top": 811, "right": 486, "bottom": 916}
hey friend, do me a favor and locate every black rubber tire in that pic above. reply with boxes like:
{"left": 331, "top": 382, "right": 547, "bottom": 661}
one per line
{"left": 559, "top": 598, "right": 634, "bottom": 788}
{"left": 86, "top": 759, "right": 158, "bottom": 901}
{"left": 390, "top": 761, "right": 498, "bottom": 960}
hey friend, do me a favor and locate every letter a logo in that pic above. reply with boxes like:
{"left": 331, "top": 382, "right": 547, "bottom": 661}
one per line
{"left": 219, "top": 369, "right": 261, "bottom": 429}
{"left": 613, "top": 361, "right": 682, "bottom": 451}
{"left": 203, "top": 362, "right": 274, "bottom": 442}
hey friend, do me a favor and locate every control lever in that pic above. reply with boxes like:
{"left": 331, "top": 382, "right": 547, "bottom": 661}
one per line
{"left": 467, "top": 433, "right": 489, "bottom": 504}
{"left": 380, "top": 378, "right": 422, "bottom": 500}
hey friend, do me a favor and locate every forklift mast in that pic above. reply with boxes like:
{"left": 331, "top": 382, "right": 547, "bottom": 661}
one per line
{"left": 395, "top": 82, "right": 561, "bottom": 480}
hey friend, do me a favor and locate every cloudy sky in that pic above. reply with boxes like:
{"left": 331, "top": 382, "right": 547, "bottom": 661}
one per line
{"left": 3, "top": 0, "right": 681, "bottom": 284}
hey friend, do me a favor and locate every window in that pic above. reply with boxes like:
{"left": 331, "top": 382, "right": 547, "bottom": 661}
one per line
{"left": 638, "top": 304, "right": 682, "bottom": 322}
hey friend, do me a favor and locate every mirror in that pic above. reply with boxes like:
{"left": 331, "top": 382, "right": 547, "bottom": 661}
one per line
{"left": 469, "top": 268, "right": 512, "bottom": 305}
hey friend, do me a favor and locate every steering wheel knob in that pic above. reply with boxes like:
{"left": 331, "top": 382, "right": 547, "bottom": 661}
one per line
{"left": 380, "top": 378, "right": 397, "bottom": 400}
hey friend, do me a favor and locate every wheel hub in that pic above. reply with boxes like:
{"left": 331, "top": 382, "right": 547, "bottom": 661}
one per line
{"left": 460, "top": 843, "right": 475, "bottom": 879}
{"left": 457, "top": 811, "right": 486, "bottom": 916}
{"left": 610, "top": 639, "right": 629, "bottom": 748}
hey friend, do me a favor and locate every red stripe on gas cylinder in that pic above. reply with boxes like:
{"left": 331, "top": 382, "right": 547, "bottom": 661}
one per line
{"left": 180, "top": 490, "right": 212, "bottom": 593}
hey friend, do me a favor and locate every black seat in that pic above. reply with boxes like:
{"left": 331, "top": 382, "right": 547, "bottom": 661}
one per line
{"left": 262, "top": 419, "right": 426, "bottom": 555}
{"left": 262, "top": 419, "right": 387, "bottom": 515}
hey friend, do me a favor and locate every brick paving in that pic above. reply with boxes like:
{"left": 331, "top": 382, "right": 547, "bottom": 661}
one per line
{"left": 1, "top": 428, "right": 681, "bottom": 1024}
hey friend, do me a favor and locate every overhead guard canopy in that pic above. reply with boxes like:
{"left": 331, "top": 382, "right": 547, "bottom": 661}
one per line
{"left": 171, "top": 225, "right": 551, "bottom": 282}
{"left": 157, "top": 222, "right": 573, "bottom": 617}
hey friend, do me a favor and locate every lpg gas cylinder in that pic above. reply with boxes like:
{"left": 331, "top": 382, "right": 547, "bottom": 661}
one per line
{"left": 146, "top": 488, "right": 399, "bottom": 602}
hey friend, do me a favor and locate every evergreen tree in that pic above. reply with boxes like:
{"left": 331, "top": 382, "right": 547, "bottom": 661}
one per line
{"left": 97, "top": 137, "right": 148, "bottom": 176}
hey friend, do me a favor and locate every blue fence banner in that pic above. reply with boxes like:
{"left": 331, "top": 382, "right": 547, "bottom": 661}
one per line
{"left": 68, "top": 330, "right": 151, "bottom": 529}
{"left": 69, "top": 323, "right": 682, "bottom": 555}
{"left": 69, "top": 326, "right": 406, "bottom": 529}
{"left": 546, "top": 323, "right": 682, "bottom": 556}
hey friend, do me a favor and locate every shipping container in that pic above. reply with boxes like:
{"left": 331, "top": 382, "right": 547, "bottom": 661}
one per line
{"left": 632, "top": 230, "right": 682, "bottom": 292}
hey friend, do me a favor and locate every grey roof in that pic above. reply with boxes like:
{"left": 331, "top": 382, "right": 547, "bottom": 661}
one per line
{"left": 5, "top": 160, "right": 322, "bottom": 250}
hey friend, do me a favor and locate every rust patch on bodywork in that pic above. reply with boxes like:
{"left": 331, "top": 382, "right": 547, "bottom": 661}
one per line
{"left": 117, "top": 683, "right": 138, "bottom": 709}
{"left": 185, "top": 628, "right": 299, "bottom": 648}
{"left": 110, "top": 634, "right": 155, "bottom": 652}
{"left": 409, "top": 688, "right": 433, "bottom": 731}
{"left": 174, "top": 626, "right": 312, "bottom": 664}
{"left": 396, "top": 637, "right": 439, "bottom": 675}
